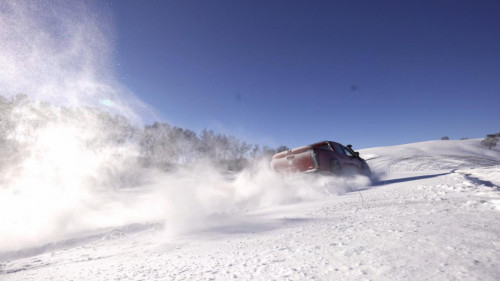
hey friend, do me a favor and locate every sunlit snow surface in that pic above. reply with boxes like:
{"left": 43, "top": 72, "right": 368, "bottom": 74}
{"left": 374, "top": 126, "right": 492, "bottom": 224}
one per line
{"left": 1, "top": 139, "right": 499, "bottom": 281}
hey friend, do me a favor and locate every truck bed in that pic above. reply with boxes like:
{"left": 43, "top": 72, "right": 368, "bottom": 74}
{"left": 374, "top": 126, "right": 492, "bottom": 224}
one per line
{"left": 271, "top": 145, "right": 318, "bottom": 173}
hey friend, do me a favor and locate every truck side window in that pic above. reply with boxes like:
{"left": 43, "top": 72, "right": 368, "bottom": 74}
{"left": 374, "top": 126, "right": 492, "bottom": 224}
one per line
{"left": 316, "top": 144, "right": 332, "bottom": 151}
{"left": 332, "top": 143, "right": 346, "bottom": 155}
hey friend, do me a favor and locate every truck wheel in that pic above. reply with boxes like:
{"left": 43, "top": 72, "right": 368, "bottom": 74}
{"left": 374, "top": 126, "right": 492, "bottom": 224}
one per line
{"left": 330, "top": 159, "right": 342, "bottom": 175}
{"left": 361, "top": 162, "right": 371, "bottom": 177}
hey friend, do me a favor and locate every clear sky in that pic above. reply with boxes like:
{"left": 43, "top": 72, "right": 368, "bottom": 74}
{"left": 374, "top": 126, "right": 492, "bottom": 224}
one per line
{"left": 109, "top": 0, "right": 500, "bottom": 149}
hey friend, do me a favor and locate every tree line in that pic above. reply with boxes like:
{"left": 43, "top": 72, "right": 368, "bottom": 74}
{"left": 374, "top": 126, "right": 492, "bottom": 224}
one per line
{"left": 139, "top": 122, "right": 278, "bottom": 171}
{"left": 0, "top": 94, "right": 284, "bottom": 173}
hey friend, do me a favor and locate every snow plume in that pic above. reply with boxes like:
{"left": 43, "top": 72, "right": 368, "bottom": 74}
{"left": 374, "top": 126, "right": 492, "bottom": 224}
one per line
{"left": 0, "top": 0, "right": 371, "bottom": 253}
{"left": 0, "top": 97, "right": 370, "bottom": 252}
{"left": 0, "top": 0, "right": 149, "bottom": 252}
{"left": 0, "top": 99, "right": 148, "bottom": 252}
{"left": 0, "top": 0, "right": 150, "bottom": 123}
{"left": 145, "top": 161, "right": 371, "bottom": 236}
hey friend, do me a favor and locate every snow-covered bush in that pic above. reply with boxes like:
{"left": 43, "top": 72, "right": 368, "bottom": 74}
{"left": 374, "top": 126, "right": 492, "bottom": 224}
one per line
{"left": 481, "top": 134, "right": 498, "bottom": 149}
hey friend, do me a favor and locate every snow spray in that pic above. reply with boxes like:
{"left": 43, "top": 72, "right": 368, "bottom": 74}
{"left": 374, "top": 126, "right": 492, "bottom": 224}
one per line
{"left": 0, "top": 0, "right": 370, "bottom": 253}
{"left": 0, "top": 0, "right": 152, "bottom": 252}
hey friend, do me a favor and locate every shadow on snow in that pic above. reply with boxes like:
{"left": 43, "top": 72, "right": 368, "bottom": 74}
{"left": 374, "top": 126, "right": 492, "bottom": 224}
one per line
{"left": 372, "top": 172, "right": 451, "bottom": 186}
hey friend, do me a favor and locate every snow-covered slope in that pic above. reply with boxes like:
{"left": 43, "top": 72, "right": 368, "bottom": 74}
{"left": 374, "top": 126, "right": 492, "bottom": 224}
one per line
{"left": 360, "top": 139, "right": 499, "bottom": 173}
{"left": 1, "top": 139, "right": 499, "bottom": 280}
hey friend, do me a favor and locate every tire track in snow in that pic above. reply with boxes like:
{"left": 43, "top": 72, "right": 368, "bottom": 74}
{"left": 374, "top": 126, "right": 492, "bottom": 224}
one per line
{"left": 369, "top": 155, "right": 498, "bottom": 173}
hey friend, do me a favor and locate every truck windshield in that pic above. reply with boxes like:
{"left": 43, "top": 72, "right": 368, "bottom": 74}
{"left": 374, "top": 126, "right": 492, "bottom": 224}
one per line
{"left": 343, "top": 147, "right": 354, "bottom": 157}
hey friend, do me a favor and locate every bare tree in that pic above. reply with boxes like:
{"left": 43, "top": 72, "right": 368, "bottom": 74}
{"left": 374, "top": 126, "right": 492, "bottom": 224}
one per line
{"left": 276, "top": 145, "right": 290, "bottom": 152}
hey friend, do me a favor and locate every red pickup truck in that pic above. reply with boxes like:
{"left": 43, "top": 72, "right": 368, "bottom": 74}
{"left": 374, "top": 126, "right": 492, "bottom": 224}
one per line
{"left": 271, "top": 141, "right": 370, "bottom": 176}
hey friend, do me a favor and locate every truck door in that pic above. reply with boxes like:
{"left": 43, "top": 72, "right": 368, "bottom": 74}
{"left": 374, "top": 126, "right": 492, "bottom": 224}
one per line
{"left": 314, "top": 143, "right": 337, "bottom": 171}
{"left": 331, "top": 142, "right": 361, "bottom": 172}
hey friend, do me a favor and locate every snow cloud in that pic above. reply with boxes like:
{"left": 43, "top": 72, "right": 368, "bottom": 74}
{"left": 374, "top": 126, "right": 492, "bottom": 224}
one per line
{"left": 150, "top": 161, "right": 371, "bottom": 236}
{"left": 0, "top": 0, "right": 371, "bottom": 253}
{"left": 0, "top": 0, "right": 152, "bottom": 123}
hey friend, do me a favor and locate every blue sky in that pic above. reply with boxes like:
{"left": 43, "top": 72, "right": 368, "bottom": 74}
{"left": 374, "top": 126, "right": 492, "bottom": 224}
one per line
{"left": 110, "top": 0, "right": 500, "bottom": 149}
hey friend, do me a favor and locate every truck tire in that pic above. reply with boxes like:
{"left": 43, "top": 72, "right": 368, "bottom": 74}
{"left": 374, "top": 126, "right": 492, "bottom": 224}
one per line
{"left": 330, "top": 159, "right": 342, "bottom": 175}
{"left": 361, "top": 162, "right": 371, "bottom": 177}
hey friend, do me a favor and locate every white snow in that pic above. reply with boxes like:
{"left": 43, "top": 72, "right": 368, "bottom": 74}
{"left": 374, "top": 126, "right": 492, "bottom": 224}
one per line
{"left": 1, "top": 139, "right": 499, "bottom": 280}
{"left": 457, "top": 166, "right": 500, "bottom": 188}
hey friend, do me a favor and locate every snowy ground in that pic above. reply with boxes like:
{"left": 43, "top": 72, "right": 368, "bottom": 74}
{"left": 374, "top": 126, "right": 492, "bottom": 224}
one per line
{"left": 1, "top": 139, "right": 499, "bottom": 280}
